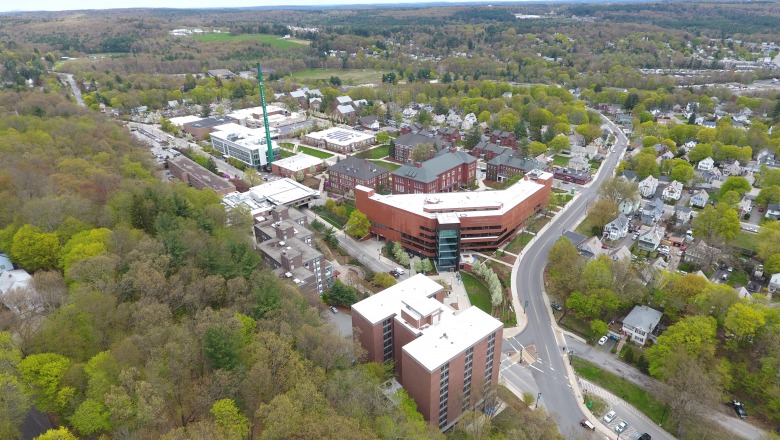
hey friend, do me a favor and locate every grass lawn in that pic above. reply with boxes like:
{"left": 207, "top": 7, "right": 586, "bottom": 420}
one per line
{"left": 461, "top": 271, "right": 492, "bottom": 314}
{"left": 552, "top": 155, "right": 570, "bottom": 167}
{"left": 279, "top": 142, "right": 295, "bottom": 150}
{"left": 733, "top": 231, "right": 761, "bottom": 253}
{"left": 727, "top": 271, "right": 749, "bottom": 287}
{"left": 192, "top": 33, "right": 308, "bottom": 48}
{"left": 278, "top": 149, "right": 296, "bottom": 159}
{"left": 506, "top": 233, "right": 534, "bottom": 254}
{"left": 558, "top": 314, "right": 594, "bottom": 342}
{"left": 572, "top": 357, "right": 675, "bottom": 431}
{"left": 370, "top": 159, "right": 401, "bottom": 172}
{"left": 354, "top": 144, "right": 390, "bottom": 160}
{"left": 289, "top": 69, "right": 384, "bottom": 85}
{"left": 298, "top": 146, "right": 334, "bottom": 159}
{"left": 590, "top": 160, "right": 602, "bottom": 169}
{"left": 574, "top": 214, "right": 596, "bottom": 236}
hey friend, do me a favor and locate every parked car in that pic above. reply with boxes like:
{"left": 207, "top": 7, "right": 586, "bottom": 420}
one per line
{"left": 633, "top": 233, "right": 640, "bottom": 240}
{"left": 615, "top": 421, "right": 628, "bottom": 433}
{"left": 639, "top": 434, "right": 651, "bottom": 440}
{"left": 579, "top": 419, "right": 596, "bottom": 430}
{"left": 389, "top": 270, "right": 400, "bottom": 278}
{"left": 329, "top": 306, "right": 339, "bottom": 314}
{"left": 551, "top": 303, "right": 563, "bottom": 311}
{"left": 598, "top": 336, "right": 608, "bottom": 345}
{"left": 602, "top": 410, "right": 617, "bottom": 423}
{"left": 733, "top": 400, "right": 748, "bottom": 419}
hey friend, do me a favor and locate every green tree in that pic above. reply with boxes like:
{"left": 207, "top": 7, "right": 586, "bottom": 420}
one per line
{"left": 464, "top": 127, "right": 482, "bottom": 150}
{"left": 528, "top": 141, "right": 548, "bottom": 157}
{"left": 372, "top": 272, "right": 397, "bottom": 289}
{"left": 477, "top": 110, "right": 491, "bottom": 124}
{"left": 724, "top": 303, "right": 765, "bottom": 341}
{"left": 687, "top": 143, "right": 713, "bottom": 163}
{"left": 70, "top": 399, "right": 112, "bottom": 436}
{"left": 0, "top": 372, "right": 32, "bottom": 440}
{"left": 587, "top": 199, "right": 619, "bottom": 233}
{"left": 420, "top": 258, "right": 434, "bottom": 274}
{"left": 410, "top": 143, "right": 436, "bottom": 163}
{"left": 645, "top": 315, "right": 717, "bottom": 379}
{"left": 59, "top": 228, "right": 112, "bottom": 272}
{"left": 590, "top": 319, "right": 608, "bottom": 339}
{"left": 10, "top": 224, "right": 61, "bottom": 271}
{"left": 345, "top": 210, "right": 370, "bottom": 238}
{"left": 599, "top": 176, "right": 639, "bottom": 207}
{"left": 718, "top": 176, "right": 752, "bottom": 197}
{"left": 575, "top": 124, "right": 603, "bottom": 145}
{"left": 499, "top": 113, "right": 519, "bottom": 131}
{"left": 757, "top": 185, "right": 780, "bottom": 207}
{"left": 375, "top": 131, "right": 390, "bottom": 144}
{"left": 34, "top": 428, "right": 78, "bottom": 440}
{"left": 324, "top": 280, "right": 359, "bottom": 306}
{"left": 210, "top": 398, "right": 251, "bottom": 440}
{"left": 693, "top": 204, "right": 740, "bottom": 243}
{"left": 17, "top": 353, "right": 71, "bottom": 413}
{"left": 669, "top": 161, "right": 694, "bottom": 184}
{"left": 634, "top": 154, "right": 660, "bottom": 179}
{"left": 204, "top": 327, "right": 242, "bottom": 371}
{"left": 547, "top": 135, "right": 570, "bottom": 153}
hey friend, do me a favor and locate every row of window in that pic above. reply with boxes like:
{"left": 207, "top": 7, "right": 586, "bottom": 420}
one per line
{"left": 438, "top": 363, "right": 450, "bottom": 428}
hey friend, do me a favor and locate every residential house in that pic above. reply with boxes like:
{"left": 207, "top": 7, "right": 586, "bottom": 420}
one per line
{"left": 461, "top": 113, "right": 477, "bottom": 130}
{"left": 489, "top": 130, "right": 517, "bottom": 147}
{"left": 622, "top": 306, "right": 663, "bottom": 346}
{"left": 486, "top": 153, "right": 547, "bottom": 182}
{"left": 769, "top": 273, "right": 780, "bottom": 293}
{"left": 327, "top": 157, "right": 390, "bottom": 194}
{"left": 698, "top": 157, "right": 715, "bottom": 171}
{"left": 641, "top": 198, "right": 665, "bottom": 224}
{"left": 690, "top": 190, "right": 710, "bottom": 208}
{"left": 662, "top": 180, "right": 684, "bottom": 202}
{"left": 766, "top": 203, "right": 780, "bottom": 221}
{"left": 309, "top": 97, "right": 323, "bottom": 111}
{"left": 577, "top": 236, "right": 605, "bottom": 259}
{"left": 437, "top": 127, "right": 461, "bottom": 144}
{"left": 335, "top": 105, "right": 357, "bottom": 123}
{"left": 637, "top": 226, "right": 664, "bottom": 251}
{"left": 608, "top": 246, "right": 633, "bottom": 262}
{"left": 722, "top": 160, "right": 743, "bottom": 177}
{"left": 206, "top": 69, "right": 235, "bottom": 79}
{"left": 701, "top": 167, "right": 722, "bottom": 184}
{"left": 567, "top": 154, "right": 590, "bottom": 172}
{"left": 392, "top": 133, "right": 447, "bottom": 163}
{"left": 392, "top": 148, "right": 477, "bottom": 194}
{"left": 738, "top": 197, "right": 753, "bottom": 216}
{"left": 553, "top": 167, "right": 591, "bottom": 185}
{"left": 684, "top": 240, "right": 721, "bottom": 268}
{"left": 446, "top": 112, "right": 463, "bottom": 128}
{"left": 639, "top": 176, "right": 659, "bottom": 198}
{"left": 471, "top": 141, "right": 512, "bottom": 161}
{"left": 331, "top": 95, "right": 353, "bottom": 110}
{"left": 359, "top": 115, "right": 380, "bottom": 131}
{"left": 618, "top": 170, "right": 638, "bottom": 182}
{"left": 604, "top": 213, "right": 630, "bottom": 241}
{"left": 619, "top": 197, "right": 641, "bottom": 215}
{"left": 674, "top": 206, "right": 693, "bottom": 224}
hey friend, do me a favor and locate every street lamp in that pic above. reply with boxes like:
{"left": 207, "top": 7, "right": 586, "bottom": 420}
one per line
{"left": 535, "top": 392, "right": 541, "bottom": 409}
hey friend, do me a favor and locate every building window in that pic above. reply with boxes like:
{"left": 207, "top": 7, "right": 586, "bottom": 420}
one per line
{"left": 382, "top": 317, "right": 393, "bottom": 362}
{"left": 438, "top": 362, "right": 450, "bottom": 428}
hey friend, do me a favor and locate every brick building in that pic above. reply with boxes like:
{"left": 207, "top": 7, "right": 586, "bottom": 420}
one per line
{"left": 356, "top": 170, "right": 553, "bottom": 270}
{"left": 271, "top": 153, "right": 324, "bottom": 179}
{"left": 303, "top": 127, "right": 375, "bottom": 154}
{"left": 470, "top": 141, "right": 512, "bottom": 161}
{"left": 166, "top": 156, "right": 236, "bottom": 196}
{"left": 488, "top": 130, "right": 517, "bottom": 147}
{"left": 351, "top": 274, "right": 503, "bottom": 430}
{"left": 327, "top": 156, "right": 389, "bottom": 194}
{"left": 436, "top": 127, "right": 462, "bottom": 144}
{"left": 486, "top": 153, "right": 548, "bottom": 182}
{"left": 553, "top": 167, "right": 592, "bottom": 185}
{"left": 254, "top": 206, "right": 333, "bottom": 296}
{"left": 392, "top": 148, "right": 476, "bottom": 195}
{"left": 392, "top": 133, "right": 447, "bottom": 164}
{"left": 181, "top": 116, "right": 235, "bottom": 141}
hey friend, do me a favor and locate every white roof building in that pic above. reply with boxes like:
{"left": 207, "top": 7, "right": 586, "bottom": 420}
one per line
{"left": 271, "top": 153, "right": 323, "bottom": 174}
{"left": 222, "top": 178, "right": 320, "bottom": 219}
{"left": 622, "top": 305, "right": 663, "bottom": 345}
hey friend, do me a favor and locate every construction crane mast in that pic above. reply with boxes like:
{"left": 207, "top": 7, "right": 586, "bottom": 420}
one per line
{"left": 257, "top": 62, "right": 274, "bottom": 170}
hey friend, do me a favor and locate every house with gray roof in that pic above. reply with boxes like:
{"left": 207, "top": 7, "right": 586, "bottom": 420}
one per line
{"left": 392, "top": 132, "right": 447, "bottom": 163}
{"left": 641, "top": 198, "right": 665, "bottom": 225}
{"left": 327, "top": 157, "right": 389, "bottom": 194}
{"left": 690, "top": 190, "right": 710, "bottom": 208}
{"left": 392, "top": 148, "right": 476, "bottom": 194}
{"left": 486, "top": 153, "right": 547, "bottom": 182}
{"left": 637, "top": 226, "right": 664, "bottom": 251}
{"left": 622, "top": 305, "right": 663, "bottom": 345}
{"left": 604, "top": 213, "right": 630, "bottom": 241}
{"left": 470, "top": 141, "right": 511, "bottom": 161}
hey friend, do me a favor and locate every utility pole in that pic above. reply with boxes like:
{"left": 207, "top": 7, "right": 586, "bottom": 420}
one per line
{"left": 256, "top": 62, "right": 274, "bottom": 170}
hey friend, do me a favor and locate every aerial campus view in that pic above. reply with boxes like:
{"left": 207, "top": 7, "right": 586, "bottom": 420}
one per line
{"left": 0, "top": 1, "right": 779, "bottom": 439}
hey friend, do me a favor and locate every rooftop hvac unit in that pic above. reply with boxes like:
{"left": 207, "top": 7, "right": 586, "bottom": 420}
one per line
{"left": 284, "top": 272, "right": 293, "bottom": 278}
{"left": 279, "top": 241, "right": 286, "bottom": 246}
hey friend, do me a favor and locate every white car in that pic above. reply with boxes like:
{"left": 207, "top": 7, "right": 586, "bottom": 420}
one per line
{"left": 598, "top": 336, "right": 608, "bottom": 346}
{"left": 615, "top": 421, "right": 628, "bottom": 433}
{"left": 602, "top": 410, "right": 617, "bottom": 423}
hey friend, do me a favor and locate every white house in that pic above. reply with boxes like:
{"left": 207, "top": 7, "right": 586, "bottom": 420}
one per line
{"left": 766, "top": 203, "right": 780, "bottom": 221}
{"left": 619, "top": 197, "right": 641, "bottom": 215}
{"left": 690, "top": 190, "right": 710, "bottom": 208}
{"left": 662, "top": 180, "right": 684, "bottom": 202}
{"left": 461, "top": 113, "right": 477, "bottom": 130}
{"left": 674, "top": 206, "right": 693, "bottom": 224}
{"left": 568, "top": 155, "right": 590, "bottom": 172}
{"left": 604, "top": 213, "right": 630, "bottom": 241}
{"left": 769, "top": 273, "right": 780, "bottom": 293}
{"left": 698, "top": 157, "right": 715, "bottom": 171}
{"left": 639, "top": 175, "right": 659, "bottom": 198}
{"left": 722, "top": 161, "right": 742, "bottom": 177}
{"left": 637, "top": 226, "right": 664, "bottom": 251}
{"left": 622, "top": 305, "right": 663, "bottom": 346}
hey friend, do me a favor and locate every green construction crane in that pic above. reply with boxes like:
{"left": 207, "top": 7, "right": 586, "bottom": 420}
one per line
{"left": 257, "top": 62, "right": 274, "bottom": 170}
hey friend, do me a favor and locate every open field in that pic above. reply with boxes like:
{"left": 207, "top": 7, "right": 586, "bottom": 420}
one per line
{"left": 370, "top": 159, "right": 401, "bottom": 172}
{"left": 290, "top": 69, "right": 385, "bottom": 85}
{"left": 354, "top": 144, "right": 389, "bottom": 160}
{"left": 298, "top": 146, "right": 334, "bottom": 159}
{"left": 192, "top": 33, "right": 308, "bottom": 48}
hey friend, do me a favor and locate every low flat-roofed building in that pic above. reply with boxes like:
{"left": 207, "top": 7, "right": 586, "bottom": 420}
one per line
{"left": 222, "top": 178, "right": 320, "bottom": 220}
{"left": 356, "top": 170, "right": 552, "bottom": 271}
{"left": 352, "top": 274, "right": 502, "bottom": 430}
{"left": 303, "top": 127, "right": 375, "bottom": 153}
{"left": 210, "top": 123, "right": 281, "bottom": 169}
{"left": 228, "top": 105, "right": 307, "bottom": 129}
{"left": 254, "top": 206, "right": 332, "bottom": 295}
{"left": 167, "top": 155, "right": 236, "bottom": 196}
{"left": 271, "top": 153, "right": 325, "bottom": 179}
{"left": 181, "top": 116, "right": 235, "bottom": 141}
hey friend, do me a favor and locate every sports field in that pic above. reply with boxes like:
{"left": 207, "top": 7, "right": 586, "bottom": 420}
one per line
{"left": 289, "top": 69, "right": 384, "bottom": 85}
{"left": 192, "top": 33, "right": 308, "bottom": 49}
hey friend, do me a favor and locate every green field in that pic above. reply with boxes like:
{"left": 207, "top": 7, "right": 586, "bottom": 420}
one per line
{"left": 290, "top": 69, "right": 384, "bottom": 85}
{"left": 572, "top": 357, "right": 675, "bottom": 431}
{"left": 298, "top": 146, "right": 334, "bottom": 159}
{"left": 354, "top": 144, "right": 389, "bottom": 160}
{"left": 461, "top": 272, "right": 492, "bottom": 314}
{"left": 370, "top": 160, "right": 401, "bottom": 172}
{"left": 553, "top": 155, "right": 570, "bottom": 167}
{"left": 192, "top": 33, "right": 308, "bottom": 49}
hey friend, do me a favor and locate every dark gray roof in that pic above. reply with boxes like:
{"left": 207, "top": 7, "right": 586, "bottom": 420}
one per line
{"left": 474, "top": 141, "right": 511, "bottom": 156}
{"left": 328, "top": 156, "right": 388, "bottom": 180}
{"left": 395, "top": 132, "right": 446, "bottom": 149}
{"left": 488, "top": 153, "right": 546, "bottom": 173}
{"left": 562, "top": 231, "right": 587, "bottom": 246}
{"left": 359, "top": 115, "right": 377, "bottom": 125}
{"left": 184, "top": 116, "right": 234, "bottom": 129}
{"left": 618, "top": 170, "right": 638, "bottom": 181}
{"left": 393, "top": 149, "right": 475, "bottom": 184}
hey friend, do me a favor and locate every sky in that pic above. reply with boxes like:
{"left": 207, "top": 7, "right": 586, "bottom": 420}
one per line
{"left": 3, "top": 0, "right": 517, "bottom": 12}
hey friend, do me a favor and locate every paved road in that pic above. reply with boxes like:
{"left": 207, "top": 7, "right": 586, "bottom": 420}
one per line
{"left": 509, "top": 113, "right": 633, "bottom": 439}
{"left": 58, "top": 73, "right": 85, "bottom": 107}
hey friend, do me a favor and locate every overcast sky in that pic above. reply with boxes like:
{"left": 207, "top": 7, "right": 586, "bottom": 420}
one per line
{"left": 3, "top": 0, "right": 516, "bottom": 12}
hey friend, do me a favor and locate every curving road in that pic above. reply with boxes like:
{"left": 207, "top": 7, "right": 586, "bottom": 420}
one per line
{"left": 58, "top": 73, "right": 85, "bottom": 107}
{"left": 510, "top": 114, "right": 630, "bottom": 437}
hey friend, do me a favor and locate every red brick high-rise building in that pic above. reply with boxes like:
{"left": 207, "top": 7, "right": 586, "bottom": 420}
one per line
{"left": 351, "top": 274, "right": 503, "bottom": 430}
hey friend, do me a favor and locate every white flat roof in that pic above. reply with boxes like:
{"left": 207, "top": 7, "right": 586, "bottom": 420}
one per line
{"left": 352, "top": 274, "right": 443, "bottom": 324}
{"left": 168, "top": 115, "right": 202, "bottom": 127}
{"left": 211, "top": 123, "right": 280, "bottom": 152}
{"left": 272, "top": 153, "right": 322, "bottom": 172}
{"left": 305, "top": 127, "right": 374, "bottom": 147}
{"left": 358, "top": 172, "right": 552, "bottom": 219}
{"left": 227, "top": 105, "right": 285, "bottom": 120}
{"left": 247, "top": 178, "right": 319, "bottom": 206}
{"left": 403, "top": 306, "right": 502, "bottom": 372}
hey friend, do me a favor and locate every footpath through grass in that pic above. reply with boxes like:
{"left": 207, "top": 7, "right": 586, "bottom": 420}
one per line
{"left": 572, "top": 357, "right": 675, "bottom": 431}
